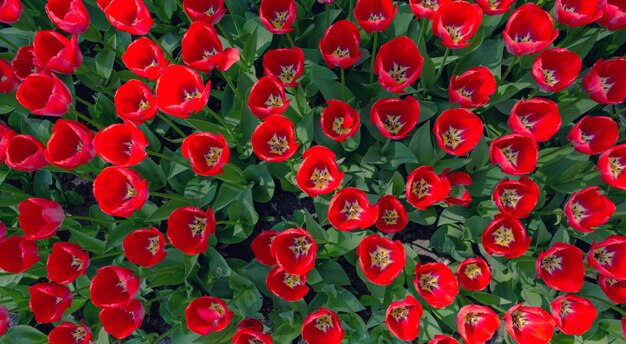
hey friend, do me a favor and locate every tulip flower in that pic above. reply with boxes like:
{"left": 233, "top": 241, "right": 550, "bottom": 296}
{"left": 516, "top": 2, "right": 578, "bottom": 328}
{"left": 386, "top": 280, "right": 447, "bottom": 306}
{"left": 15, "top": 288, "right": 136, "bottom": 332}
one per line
{"left": 319, "top": 20, "right": 363, "bottom": 69}
{"left": 531, "top": 48, "right": 582, "bottom": 92}
{"left": 100, "top": 299, "right": 145, "bottom": 339}
{"left": 457, "top": 305, "right": 500, "bottom": 344}
{"left": 181, "top": 21, "right": 240, "bottom": 73}
{"left": 582, "top": 57, "right": 626, "bottom": 104}
{"left": 504, "top": 304, "right": 555, "bottom": 344}
{"left": 565, "top": 186, "right": 615, "bottom": 233}
{"left": 114, "top": 79, "right": 158, "bottom": 124}
{"left": 94, "top": 122, "right": 148, "bottom": 167}
{"left": 482, "top": 213, "right": 531, "bottom": 258}
{"left": 155, "top": 65, "right": 211, "bottom": 118}
{"left": 555, "top": 0, "right": 604, "bottom": 27}
{"left": 28, "top": 282, "right": 72, "bottom": 323}
{"left": 123, "top": 228, "right": 167, "bottom": 267}
{"left": 5, "top": 134, "right": 48, "bottom": 172}
{"left": 405, "top": 166, "right": 450, "bottom": 210}
{"left": 182, "top": 0, "right": 226, "bottom": 25}
{"left": 0, "top": 59, "right": 18, "bottom": 93}
{"left": 432, "top": 1, "right": 483, "bottom": 49}
{"left": 508, "top": 98, "right": 561, "bottom": 143}
{"left": 92, "top": 166, "right": 148, "bottom": 217}
{"left": 49, "top": 322, "right": 92, "bottom": 344}
{"left": 270, "top": 228, "right": 317, "bottom": 275}
{"left": 597, "top": 144, "right": 626, "bottom": 189}
{"left": 90, "top": 266, "right": 140, "bottom": 308}
{"left": 598, "top": 0, "right": 626, "bottom": 30}
{"left": 568, "top": 116, "right": 618, "bottom": 155}
{"left": 353, "top": 0, "right": 397, "bottom": 33}
{"left": 476, "top": 0, "right": 515, "bottom": 15}
{"left": 259, "top": 0, "right": 296, "bottom": 34}
{"left": 251, "top": 115, "right": 298, "bottom": 162}
{"left": 503, "top": 4, "right": 559, "bottom": 56}
{"left": 45, "top": 119, "right": 95, "bottom": 170}
{"left": 266, "top": 266, "right": 309, "bottom": 301}
{"left": 449, "top": 67, "right": 496, "bottom": 108}
{"left": 122, "top": 38, "right": 169, "bottom": 80}
{"left": 296, "top": 145, "right": 344, "bottom": 197}
{"left": 550, "top": 295, "right": 597, "bottom": 335}
{"left": 11, "top": 46, "right": 42, "bottom": 80}
{"left": 16, "top": 73, "right": 72, "bottom": 117}
{"left": 185, "top": 296, "right": 233, "bottom": 335}
{"left": 321, "top": 100, "right": 360, "bottom": 142}
{"left": 18, "top": 198, "right": 65, "bottom": 240}
{"left": 301, "top": 308, "right": 344, "bottom": 344}
{"left": 537, "top": 243, "right": 585, "bottom": 292}
{"left": 489, "top": 134, "right": 539, "bottom": 175}
{"left": 357, "top": 234, "right": 405, "bottom": 285}
{"left": 101, "top": 0, "right": 153, "bottom": 35}
{"left": 457, "top": 257, "right": 491, "bottom": 291}
{"left": 33, "top": 31, "right": 82, "bottom": 74}
{"left": 374, "top": 195, "right": 408, "bottom": 234}
{"left": 248, "top": 75, "right": 290, "bottom": 120}
{"left": 429, "top": 335, "right": 459, "bottom": 344}
{"left": 375, "top": 36, "right": 423, "bottom": 93}
{"left": 167, "top": 206, "right": 216, "bottom": 255}
{"left": 599, "top": 275, "right": 626, "bottom": 304}
{"left": 328, "top": 187, "right": 378, "bottom": 231}
{"left": 0, "top": 236, "right": 39, "bottom": 273}
{"left": 434, "top": 108, "right": 484, "bottom": 156}
{"left": 0, "top": 122, "right": 14, "bottom": 164}
{"left": 0, "top": 0, "right": 22, "bottom": 23}
{"left": 588, "top": 235, "right": 626, "bottom": 280}
{"left": 233, "top": 328, "right": 273, "bottom": 344}
{"left": 370, "top": 96, "right": 420, "bottom": 140}
{"left": 182, "top": 132, "right": 230, "bottom": 177}
{"left": 46, "top": 242, "right": 90, "bottom": 284}
{"left": 409, "top": 0, "right": 451, "bottom": 20}
{"left": 385, "top": 296, "right": 423, "bottom": 341}
{"left": 263, "top": 47, "right": 305, "bottom": 87}
{"left": 492, "top": 177, "right": 540, "bottom": 218}
{"left": 413, "top": 262, "right": 459, "bottom": 308}
{"left": 251, "top": 230, "right": 278, "bottom": 266}
{"left": 45, "top": 0, "right": 90, "bottom": 34}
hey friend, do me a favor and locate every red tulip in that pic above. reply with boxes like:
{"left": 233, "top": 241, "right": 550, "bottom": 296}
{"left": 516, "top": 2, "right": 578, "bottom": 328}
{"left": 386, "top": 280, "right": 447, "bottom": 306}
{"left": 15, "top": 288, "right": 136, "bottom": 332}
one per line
{"left": 319, "top": 20, "right": 363, "bottom": 69}
{"left": 46, "top": 0, "right": 90, "bottom": 34}
{"left": 0, "top": 0, "right": 22, "bottom": 23}
{"left": 328, "top": 187, "right": 378, "bottom": 231}
{"left": 503, "top": 3, "right": 559, "bottom": 56}
{"left": 405, "top": 166, "right": 450, "bottom": 210}
{"left": 270, "top": 228, "right": 317, "bottom": 275}
{"left": 599, "top": 275, "right": 626, "bottom": 304}
{"left": 597, "top": 144, "right": 626, "bottom": 189}
{"left": 504, "top": 304, "right": 555, "bottom": 344}
{"left": 476, "top": 0, "right": 515, "bottom": 15}
{"left": 385, "top": 295, "right": 423, "bottom": 341}
{"left": 182, "top": 132, "right": 230, "bottom": 177}
{"left": 508, "top": 98, "right": 561, "bottom": 143}
{"left": 0, "top": 59, "right": 18, "bottom": 93}
{"left": 5, "top": 134, "right": 48, "bottom": 172}
{"left": 598, "top": 0, "right": 626, "bottom": 30}
{"left": 482, "top": 213, "right": 530, "bottom": 259}
{"left": 46, "top": 242, "right": 90, "bottom": 284}
{"left": 492, "top": 177, "right": 540, "bottom": 218}
{"left": 49, "top": 322, "right": 92, "bottom": 344}
{"left": 33, "top": 31, "right": 82, "bottom": 74}
{"left": 0, "top": 122, "right": 14, "bottom": 164}
{"left": 555, "top": 0, "right": 604, "bottom": 27}
{"left": 102, "top": 0, "right": 153, "bottom": 35}
{"left": 550, "top": 295, "right": 597, "bottom": 335}
{"left": 100, "top": 299, "right": 144, "bottom": 339}
{"left": 11, "top": 45, "right": 43, "bottom": 80}
{"left": 90, "top": 266, "right": 139, "bottom": 308}
{"left": 433, "top": 108, "right": 483, "bottom": 156}
{"left": 156, "top": 65, "right": 210, "bottom": 118}
{"left": 531, "top": 48, "right": 582, "bottom": 93}
{"left": 582, "top": 57, "right": 626, "bottom": 104}
{"left": 374, "top": 195, "right": 408, "bottom": 234}
{"left": 370, "top": 96, "right": 420, "bottom": 140}
{"left": 92, "top": 166, "right": 148, "bottom": 217}
{"left": 183, "top": 0, "right": 226, "bottom": 24}
{"left": 45, "top": 119, "right": 95, "bottom": 170}
{"left": 429, "top": 335, "right": 459, "bottom": 344}
{"left": 375, "top": 36, "right": 423, "bottom": 94}
{"left": 357, "top": 234, "right": 405, "bottom": 285}
{"left": 565, "top": 186, "right": 615, "bottom": 233}
{"left": 296, "top": 145, "right": 344, "bottom": 197}
{"left": 28, "top": 282, "right": 72, "bottom": 323}
{"left": 18, "top": 198, "right": 65, "bottom": 240}
{"left": 123, "top": 227, "right": 167, "bottom": 267}
{"left": 94, "top": 122, "right": 148, "bottom": 167}
{"left": 251, "top": 230, "right": 278, "bottom": 266}
{"left": 251, "top": 114, "right": 298, "bottom": 162}
{"left": 263, "top": 47, "right": 304, "bottom": 87}
{"left": 449, "top": 67, "right": 496, "bottom": 108}
{"left": 186, "top": 296, "right": 233, "bottom": 335}
{"left": 458, "top": 305, "right": 500, "bottom": 344}
{"left": 122, "top": 38, "right": 169, "bottom": 81}
{"left": 167, "top": 206, "right": 216, "bottom": 255}
{"left": 413, "top": 262, "right": 458, "bottom": 308}
{"left": 248, "top": 75, "right": 290, "bottom": 120}
{"left": 114, "top": 79, "right": 158, "bottom": 124}
{"left": 432, "top": 1, "right": 483, "bottom": 49}
{"left": 233, "top": 329, "right": 273, "bottom": 344}
{"left": 16, "top": 73, "right": 72, "bottom": 117}
{"left": 321, "top": 100, "right": 360, "bottom": 142}
{"left": 568, "top": 115, "right": 618, "bottom": 155}
{"left": 409, "top": 0, "right": 451, "bottom": 20}
{"left": 181, "top": 21, "right": 239, "bottom": 73}
{"left": 0, "top": 236, "right": 39, "bottom": 273}
{"left": 588, "top": 235, "right": 626, "bottom": 280}
{"left": 456, "top": 257, "right": 491, "bottom": 291}
{"left": 489, "top": 134, "right": 538, "bottom": 175}
{"left": 266, "top": 266, "right": 309, "bottom": 301}
{"left": 536, "top": 243, "right": 585, "bottom": 292}
{"left": 259, "top": 0, "right": 296, "bottom": 34}
{"left": 353, "top": 0, "right": 397, "bottom": 33}
{"left": 301, "top": 308, "right": 344, "bottom": 344}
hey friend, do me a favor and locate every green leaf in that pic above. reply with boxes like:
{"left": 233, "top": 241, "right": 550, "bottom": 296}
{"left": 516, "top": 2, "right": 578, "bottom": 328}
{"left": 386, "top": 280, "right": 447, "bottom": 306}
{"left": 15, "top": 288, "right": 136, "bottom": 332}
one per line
{"left": 95, "top": 47, "right": 116, "bottom": 80}
{"left": 0, "top": 326, "right": 47, "bottom": 344}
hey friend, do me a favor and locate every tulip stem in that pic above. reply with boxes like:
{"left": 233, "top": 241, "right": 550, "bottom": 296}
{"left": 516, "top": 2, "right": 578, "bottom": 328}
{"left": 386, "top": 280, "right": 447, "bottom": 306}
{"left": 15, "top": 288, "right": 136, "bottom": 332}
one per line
{"left": 500, "top": 56, "right": 519, "bottom": 83}
{"left": 151, "top": 324, "right": 181, "bottom": 344}
{"left": 150, "top": 191, "right": 192, "bottom": 204}
{"left": 216, "top": 23, "right": 236, "bottom": 48}
{"left": 65, "top": 215, "right": 118, "bottom": 224}
{"left": 433, "top": 48, "right": 450, "bottom": 83}
{"left": 286, "top": 32, "right": 296, "bottom": 48}
{"left": 325, "top": 3, "right": 331, "bottom": 27}
{"left": 416, "top": 19, "right": 428, "bottom": 49}
{"left": 220, "top": 71, "right": 242, "bottom": 102}
{"left": 614, "top": 106, "right": 626, "bottom": 117}
{"left": 69, "top": 107, "right": 105, "bottom": 130}
{"left": 369, "top": 31, "right": 379, "bottom": 84}
{"left": 292, "top": 85, "right": 306, "bottom": 117}
{"left": 348, "top": 0, "right": 353, "bottom": 19}
{"left": 340, "top": 68, "right": 346, "bottom": 101}
{"left": 223, "top": 0, "right": 241, "bottom": 36}
{"left": 205, "top": 107, "right": 237, "bottom": 143}
{"left": 157, "top": 113, "right": 186, "bottom": 138}
{"left": 146, "top": 150, "right": 190, "bottom": 168}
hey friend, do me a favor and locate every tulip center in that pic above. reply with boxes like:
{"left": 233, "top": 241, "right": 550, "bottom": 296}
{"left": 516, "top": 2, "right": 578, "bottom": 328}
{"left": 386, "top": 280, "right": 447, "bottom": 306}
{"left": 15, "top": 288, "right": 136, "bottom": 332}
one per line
{"left": 147, "top": 59, "right": 159, "bottom": 68}
{"left": 500, "top": 145, "right": 519, "bottom": 166}
{"left": 56, "top": 296, "right": 64, "bottom": 304}
{"left": 579, "top": 130, "right": 594, "bottom": 143}
{"left": 209, "top": 302, "right": 225, "bottom": 316}
{"left": 417, "top": 272, "right": 439, "bottom": 292}
{"left": 594, "top": 247, "right": 615, "bottom": 266}
{"left": 368, "top": 12, "right": 385, "bottom": 22}
{"left": 0, "top": 76, "right": 6, "bottom": 82}
{"left": 265, "top": 94, "right": 284, "bottom": 108}
{"left": 460, "top": 88, "right": 473, "bottom": 99}
{"left": 271, "top": 11, "right": 289, "bottom": 29}
{"left": 540, "top": 253, "right": 563, "bottom": 273}
{"left": 463, "top": 263, "right": 482, "bottom": 279}
{"left": 204, "top": 146, "right": 223, "bottom": 167}
{"left": 184, "top": 88, "right": 203, "bottom": 101}
{"left": 340, "top": 200, "right": 364, "bottom": 221}
{"left": 514, "top": 33, "right": 534, "bottom": 43}
{"left": 282, "top": 272, "right": 301, "bottom": 288}
{"left": 388, "top": 63, "right": 409, "bottom": 84}
{"left": 601, "top": 77, "right": 614, "bottom": 94}
{"left": 511, "top": 310, "right": 527, "bottom": 329}
{"left": 383, "top": 115, "right": 405, "bottom": 135}
{"left": 203, "top": 48, "right": 219, "bottom": 59}
{"left": 189, "top": 216, "right": 208, "bottom": 237}
{"left": 390, "top": 306, "right": 409, "bottom": 321}
{"left": 519, "top": 116, "right": 535, "bottom": 130}
{"left": 332, "top": 117, "right": 351, "bottom": 135}
{"left": 542, "top": 69, "right": 558, "bottom": 87}
{"left": 331, "top": 47, "right": 351, "bottom": 58}
{"left": 289, "top": 236, "right": 312, "bottom": 257}
{"left": 500, "top": 189, "right": 522, "bottom": 208}
{"left": 569, "top": 202, "right": 588, "bottom": 223}
{"left": 138, "top": 99, "right": 150, "bottom": 111}
{"left": 370, "top": 246, "right": 393, "bottom": 270}
{"left": 560, "top": 300, "right": 573, "bottom": 317}
{"left": 606, "top": 278, "right": 618, "bottom": 286}
{"left": 488, "top": 0, "right": 500, "bottom": 9}
{"left": 309, "top": 167, "right": 334, "bottom": 189}
{"left": 420, "top": 0, "right": 438, "bottom": 10}
{"left": 609, "top": 156, "right": 625, "bottom": 178}
{"left": 146, "top": 236, "right": 160, "bottom": 255}
{"left": 205, "top": 6, "right": 216, "bottom": 16}
{"left": 126, "top": 184, "right": 138, "bottom": 199}
{"left": 492, "top": 226, "right": 514, "bottom": 247}
{"left": 71, "top": 256, "right": 83, "bottom": 271}
{"left": 561, "top": 4, "right": 578, "bottom": 13}
{"left": 72, "top": 327, "right": 87, "bottom": 341}
{"left": 446, "top": 26, "right": 463, "bottom": 44}
{"left": 116, "top": 280, "right": 127, "bottom": 291}
{"left": 314, "top": 314, "right": 334, "bottom": 332}
{"left": 464, "top": 312, "right": 480, "bottom": 326}
{"left": 442, "top": 126, "right": 464, "bottom": 149}
{"left": 382, "top": 209, "right": 399, "bottom": 225}
{"left": 411, "top": 179, "right": 431, "bottom": 198}
{"left": 267, "top": 133, "right": 290, "bottom": 155}
{"left": 278, "top": 65, "right": 296, "bottom": 84}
